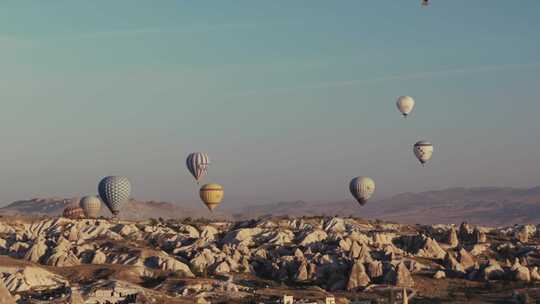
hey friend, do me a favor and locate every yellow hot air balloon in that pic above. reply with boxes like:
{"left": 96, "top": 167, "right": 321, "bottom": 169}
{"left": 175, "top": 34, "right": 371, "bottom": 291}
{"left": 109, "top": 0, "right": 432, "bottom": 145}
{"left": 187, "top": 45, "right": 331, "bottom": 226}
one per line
{"left": 199, "top": 183, "right": 223, "bottom": 211}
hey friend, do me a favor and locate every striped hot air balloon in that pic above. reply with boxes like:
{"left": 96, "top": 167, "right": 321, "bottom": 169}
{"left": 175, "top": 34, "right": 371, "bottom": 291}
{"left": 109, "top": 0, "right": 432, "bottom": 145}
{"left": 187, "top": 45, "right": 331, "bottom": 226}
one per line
{"left": 186, "top": 152, "right": 210, "bottom": 184}
{"left": 413, "top": 141, "right": 434, "bottom": 165}
{"left": 199, "top": 183, "right": 223, "bottom": 211}
{"left": 79, "top": 195, "right": 102, "bottom": 218}
{"left": 349, "top": 177, "right": 375, "bottom": 206}
{"left": 63, "top": 206, "right": 85, "bottom": 219}
{"left": 98, "top": 176, "right": 131, "bottom": 217}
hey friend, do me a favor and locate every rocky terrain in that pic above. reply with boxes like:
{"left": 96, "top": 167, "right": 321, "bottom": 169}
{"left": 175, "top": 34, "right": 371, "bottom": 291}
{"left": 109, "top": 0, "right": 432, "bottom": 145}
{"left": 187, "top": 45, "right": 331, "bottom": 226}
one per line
{"left": 3, "top": 186, "right": 540, "bottom": 226}
{"left": 0, "top": 216, "right": 539, "bottom": 303}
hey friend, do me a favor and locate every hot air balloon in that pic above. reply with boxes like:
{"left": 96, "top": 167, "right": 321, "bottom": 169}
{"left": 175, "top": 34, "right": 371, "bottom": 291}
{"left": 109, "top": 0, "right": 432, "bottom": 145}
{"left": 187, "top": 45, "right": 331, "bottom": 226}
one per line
{"left": 396, "top": 96, "right": 415, "bottom": 117}
{"left": 349, "top": 177, "right": 375, "bottom": 206}
{"left": 186, "top": 152, "right": 210, "bottom": 184}
{"left": 413, "top": 141, "right": 434, "bottom": 165}
{"left": 63, "top": 205, "right": 85, "bottom": 219}
{"left": 79, "top": 195, "right": 102, "bottom": 218}
{"left": 199, "top": 183, "right": 223, "bottom": 211}
{"left": 98, "top": 176, "right": 131, "bottom": 217}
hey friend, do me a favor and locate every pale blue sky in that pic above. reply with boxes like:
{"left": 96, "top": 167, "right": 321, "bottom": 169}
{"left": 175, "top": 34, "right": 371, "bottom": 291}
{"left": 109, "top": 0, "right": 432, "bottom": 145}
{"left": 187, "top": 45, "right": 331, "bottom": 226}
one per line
{"left": 0, "top": 1, "right": 539, "bottom": 206}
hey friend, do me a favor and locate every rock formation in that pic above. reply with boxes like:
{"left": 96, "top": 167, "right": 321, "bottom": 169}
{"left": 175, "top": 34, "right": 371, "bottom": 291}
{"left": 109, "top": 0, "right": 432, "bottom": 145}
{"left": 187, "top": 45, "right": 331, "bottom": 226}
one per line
{"left": 447, "top": 226, "right": 459, "bottom": 247}
{"left": 346, "top": 259, "right": 370, "bottom": 290}
{"left": 0, "top": 215, "right": 537, "bottom": 303}
{"left": 0, "top": 279, "right": 15, "bottom": 304}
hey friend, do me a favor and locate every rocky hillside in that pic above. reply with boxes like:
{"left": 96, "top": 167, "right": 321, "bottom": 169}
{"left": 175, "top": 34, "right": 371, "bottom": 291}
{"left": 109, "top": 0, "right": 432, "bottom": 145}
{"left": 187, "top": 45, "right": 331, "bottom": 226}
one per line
{"left": 0, "top": 216, "right": 539, "bottom": 303}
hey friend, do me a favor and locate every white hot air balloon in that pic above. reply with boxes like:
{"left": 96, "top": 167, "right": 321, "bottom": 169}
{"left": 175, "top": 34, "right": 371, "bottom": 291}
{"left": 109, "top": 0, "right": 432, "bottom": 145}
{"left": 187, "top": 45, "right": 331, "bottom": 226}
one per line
{"left": 396, "top": 96, "right": 415, "bottom": 117}
{"left": 79, "top": 195, "right": 102, "bottom": 218}
{"left": 349, "top": 177, "right": 375, "bottom": 206}
{"left": 413, "top": 141, "right": 434, "bottom": 165}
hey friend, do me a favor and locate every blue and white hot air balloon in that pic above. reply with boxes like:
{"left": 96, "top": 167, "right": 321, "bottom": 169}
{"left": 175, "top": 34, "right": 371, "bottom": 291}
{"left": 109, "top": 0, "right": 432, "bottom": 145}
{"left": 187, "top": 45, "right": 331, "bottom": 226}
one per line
{"left": 186, "top": 152, "right": 210, "bottom": 184}
{"left": 98, "top": 176, "right": 131, "bottom": 217}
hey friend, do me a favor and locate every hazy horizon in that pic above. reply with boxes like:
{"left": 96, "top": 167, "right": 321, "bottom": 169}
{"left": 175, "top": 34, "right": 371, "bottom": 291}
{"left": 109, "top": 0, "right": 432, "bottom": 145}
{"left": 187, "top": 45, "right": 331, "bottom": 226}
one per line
{"left": 3, "top": 184, "right": 540, "bottom": 210}
{"left": 1, "top": 1, "right": 539, "bottom": 206}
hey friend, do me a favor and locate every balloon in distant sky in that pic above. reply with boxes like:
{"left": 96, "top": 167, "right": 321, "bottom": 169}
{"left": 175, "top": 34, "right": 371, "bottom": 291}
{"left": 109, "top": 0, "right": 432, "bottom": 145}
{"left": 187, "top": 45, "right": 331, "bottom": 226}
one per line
{"left": 414, "top": 141, "right": 434, "bottom": 165}
{"left": 98, "top": 176, "right": 131, "bottom": 217}
{"left": 63, "top": 205, "right": 84, "bottom": 219}
{"left": 349, "top": 177, "right": 375, "bottom": 206}
{"left": 396, "top": 96, "right": 415, "bottom": 117}
{"left": 186, "top": 152, "right": 210, "bottom": 184}
{"left": 79, "top": 195, "right": 102, "bottom": 218}
{"left": 199, "top": 183, "right": 223, "bottom": 211}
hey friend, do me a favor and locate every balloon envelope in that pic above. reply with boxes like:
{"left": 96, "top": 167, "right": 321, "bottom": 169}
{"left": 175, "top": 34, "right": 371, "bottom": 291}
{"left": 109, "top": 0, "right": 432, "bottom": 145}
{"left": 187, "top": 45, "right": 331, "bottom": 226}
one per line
{"left": 186, "top": 152, "right": 210, "bottom": 183}
{"left": 349, "top": 177, "right": 375, "bottom": 206}
{"left": 199, "top": 183, "right": 223, "bottom": 211}
{"left": 414, "top": 141, "right": 434, "bottom": 165}
{"left": 79, "top": 195, "right": 102, "bottom": 218}
{"left": 63, "top": 206, "right": 84, "bottom": 219}
{"left": 396, "top": 96, "right": 415, "bottom": 117}
{"left": 98, "top": 176, "right": 131, "bottom": 217}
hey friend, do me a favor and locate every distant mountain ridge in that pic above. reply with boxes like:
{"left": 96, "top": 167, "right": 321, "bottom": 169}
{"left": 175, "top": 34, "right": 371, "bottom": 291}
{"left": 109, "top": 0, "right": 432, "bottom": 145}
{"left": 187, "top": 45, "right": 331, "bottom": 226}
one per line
{"left": 230, "top": 186, "right": 540, "bottom": 226}
{"left": 0, "top": 198, "right": 230, "bottom": 221}
{"left": 1, "top": 186, "right": 540, "bottom": 226}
